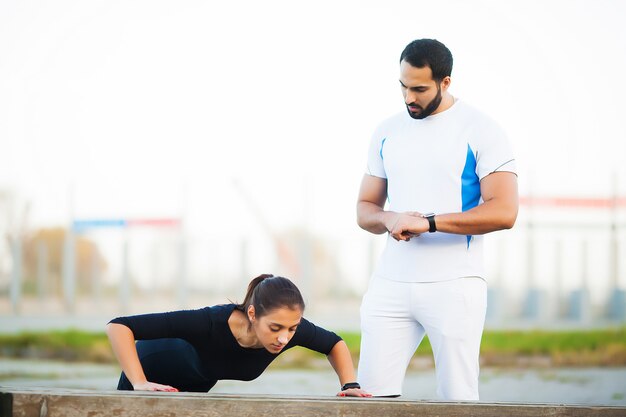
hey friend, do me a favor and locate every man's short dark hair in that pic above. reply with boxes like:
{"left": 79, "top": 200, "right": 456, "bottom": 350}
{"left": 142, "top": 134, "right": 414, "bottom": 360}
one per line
{"left": 400, "top": 39, "right": 453, "bottom": 82}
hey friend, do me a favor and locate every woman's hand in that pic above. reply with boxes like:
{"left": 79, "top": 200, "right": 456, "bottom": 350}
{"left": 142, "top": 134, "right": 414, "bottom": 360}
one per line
{"left": 337, "top": 388, "right": 372, "bottom": 398}
{"left": 132, "top": 381, "right": 179, "bottom": 392}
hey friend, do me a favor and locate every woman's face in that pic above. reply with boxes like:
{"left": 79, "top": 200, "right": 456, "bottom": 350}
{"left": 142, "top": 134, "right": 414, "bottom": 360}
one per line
{"left": 248, "top": 305, "right": 302, "bottom": 354}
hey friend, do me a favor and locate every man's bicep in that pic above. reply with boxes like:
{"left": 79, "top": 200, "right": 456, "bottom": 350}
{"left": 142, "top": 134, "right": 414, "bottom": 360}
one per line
{"left": 480, "top": 171, "right": 518, "bottom": 205}
{"left": 357, "top": 174, "right": 388, "bottom": 208}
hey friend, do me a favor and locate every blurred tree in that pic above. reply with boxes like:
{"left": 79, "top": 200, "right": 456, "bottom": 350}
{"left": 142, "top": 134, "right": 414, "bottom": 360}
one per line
{"left": 21, "top": 228, "right": 108, "bottom": 295}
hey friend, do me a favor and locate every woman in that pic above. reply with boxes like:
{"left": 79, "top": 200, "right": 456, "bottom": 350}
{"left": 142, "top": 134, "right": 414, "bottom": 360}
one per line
{"left": 107, "top": 274, "right": 370, "bottom": 397}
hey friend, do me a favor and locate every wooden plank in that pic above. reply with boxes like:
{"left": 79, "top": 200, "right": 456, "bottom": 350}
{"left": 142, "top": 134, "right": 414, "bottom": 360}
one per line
{"left": 1, "top": 388, "right": 625, "bottom": 417}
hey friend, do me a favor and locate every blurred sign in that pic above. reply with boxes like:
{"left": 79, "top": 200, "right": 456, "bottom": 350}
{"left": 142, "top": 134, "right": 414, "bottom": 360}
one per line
{"left": 520, "top": 197, "right": 626, "bottom": 208}
{"left": 72, "top": 218, "right": 181, "bottom": 232}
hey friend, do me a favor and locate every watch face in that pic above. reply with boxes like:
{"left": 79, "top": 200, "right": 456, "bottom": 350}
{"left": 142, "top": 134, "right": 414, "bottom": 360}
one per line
{"left": 422, "top": 212, "right": 435, "bottom": 218}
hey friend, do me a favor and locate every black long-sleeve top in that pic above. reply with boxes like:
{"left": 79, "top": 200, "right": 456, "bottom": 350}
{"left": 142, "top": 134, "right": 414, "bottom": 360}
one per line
{"left": 109, "top": 303, "right": 342, "bottom": 392}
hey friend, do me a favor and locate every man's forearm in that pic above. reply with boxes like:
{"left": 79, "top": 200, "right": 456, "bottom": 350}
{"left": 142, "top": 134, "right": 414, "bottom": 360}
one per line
{"left": 357, "top": 202, "right": 395, "bottom": 235}
{"left": 434, "top": 198, "right": 518, "bottom": 235}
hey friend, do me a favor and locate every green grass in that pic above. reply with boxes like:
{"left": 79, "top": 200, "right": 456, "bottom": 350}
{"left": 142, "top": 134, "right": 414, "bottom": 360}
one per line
{"left": 1, "top": 327, "right": 625, "bottom": 367}
{"left": 338, "top": 328, "right": 626, "bottom": 367}
{"left": 480, "top": 328, "right": 626, "bottom": 355}
{"left": 337, "top": 331, "right": 433, "bottom": 355}
{"left": 340, "top": 327, "right": 626, "bottom": 351}
{"left": 478, "top": 328, "right": 626, "bottom": 366}
{"left": 0, "top": 330, "right": 113, "bottom": 362}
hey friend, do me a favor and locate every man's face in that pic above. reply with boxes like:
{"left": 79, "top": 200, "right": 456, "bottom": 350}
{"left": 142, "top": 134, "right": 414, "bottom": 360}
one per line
{"left": 399, "top": 60, "right": 448, "bottom": 119}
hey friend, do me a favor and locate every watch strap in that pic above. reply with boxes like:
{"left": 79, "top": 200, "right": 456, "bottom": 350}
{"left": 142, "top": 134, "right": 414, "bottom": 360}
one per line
{"left": 341, "top": 382, "right": 361, "bottom": 391}
{"left": 422, "top": 213, "right": 437, "bottom": 233}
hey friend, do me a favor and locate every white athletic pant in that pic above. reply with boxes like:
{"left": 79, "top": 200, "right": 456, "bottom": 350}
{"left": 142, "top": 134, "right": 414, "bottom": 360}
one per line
{"left": 358, "top": 276, "right": 487, "bottom": 400}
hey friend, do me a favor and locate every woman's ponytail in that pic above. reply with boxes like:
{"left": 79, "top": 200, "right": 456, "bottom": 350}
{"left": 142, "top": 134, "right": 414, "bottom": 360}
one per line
{"left": 236, "top": 274, "right": 305, "bottom": 318}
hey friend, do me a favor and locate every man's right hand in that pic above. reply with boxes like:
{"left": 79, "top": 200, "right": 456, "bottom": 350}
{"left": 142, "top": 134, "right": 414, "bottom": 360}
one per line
{"left": 385, "top": 211, "right": 428, "bottom": 241}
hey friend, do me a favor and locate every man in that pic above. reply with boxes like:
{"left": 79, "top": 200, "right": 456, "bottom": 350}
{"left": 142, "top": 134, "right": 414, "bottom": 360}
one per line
{"left": 356, "top": 38, "right": 518, "bottom": 400}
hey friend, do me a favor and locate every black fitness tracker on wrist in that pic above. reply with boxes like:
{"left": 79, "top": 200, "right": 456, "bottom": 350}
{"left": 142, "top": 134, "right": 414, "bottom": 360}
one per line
{"left": 422, "top": 213, "right": 437, "bottom": 233}
{"left": 341, "top": 382, "right": 361, "bottom": 391}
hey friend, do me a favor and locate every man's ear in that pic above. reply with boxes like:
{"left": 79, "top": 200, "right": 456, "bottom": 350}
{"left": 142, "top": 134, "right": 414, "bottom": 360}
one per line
{"left": 247, "top": 305, "right": 256, "bottom": 322}
{"left": 440, "top": 76, "right": 452, "bottom": 91}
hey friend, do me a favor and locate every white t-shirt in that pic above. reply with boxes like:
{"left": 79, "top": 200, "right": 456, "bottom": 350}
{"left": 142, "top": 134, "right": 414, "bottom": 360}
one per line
{"left": 366, "top": 99, "right": 517, "bottom": 282}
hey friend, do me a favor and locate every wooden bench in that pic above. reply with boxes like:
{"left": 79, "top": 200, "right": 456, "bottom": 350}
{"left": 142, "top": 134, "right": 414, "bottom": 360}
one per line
{"left": 2, "top": 387, "right": 625, "bottom": 417}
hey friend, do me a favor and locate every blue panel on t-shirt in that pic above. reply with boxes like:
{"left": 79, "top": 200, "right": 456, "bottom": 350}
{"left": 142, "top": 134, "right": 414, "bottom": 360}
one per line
{"left": 462, "top": 144, "right": 480, "bottom": 248}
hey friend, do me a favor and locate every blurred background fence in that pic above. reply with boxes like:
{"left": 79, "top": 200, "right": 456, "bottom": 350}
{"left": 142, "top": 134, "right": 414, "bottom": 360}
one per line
{"left": 1, "top": 190, "right": 625, "bottom": 332}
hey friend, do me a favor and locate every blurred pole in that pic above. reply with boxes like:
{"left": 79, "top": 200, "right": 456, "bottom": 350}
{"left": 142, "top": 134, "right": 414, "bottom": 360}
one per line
{"left": 609, "top": 171, "right": 619, "bottom": 290}
{"left": 526, "top": 217, "right": 534, "bottom": 291}
{"left": 10, "top": 236, "right": 22, "bottom": 314}
{"left": 522, "top": 210, "right": 544, "bottom": 320}
{"left": 486, "top": 237, "right": 504, "bottom": 323}
{"left": 177, "top": 234, "right": 187, "bottom": 309}
{"left": 608, "top": 171, "right": 625, "bottom": 320}
{"left": 150, "top": 243, "right": 159, "bottom": 302}
{"left": 554, "top": 239, "right": 563, "bottom": 319}
{"left": 91, "top": 245, "right": 101, "bottom": 307}
{"left": 37, "top": 240, "right": 48, "bottom": 303}
{"left": 240, "top": 239, "right": 249, "bottom": 287}
{"left": 63, "top": 184, "right": 76, "bottom": 313}
{"left": 298, "top": 236, "right": 313, "bottom": 305}
{"left": 569, "top": 240, "right": 591, "bottom": 323}
{"left": 524, "top": 181, "right": 533, "bottom": 320}
{"left": 301, "top": 176, "right": 313, "bottom": 304}
{"left": 580, "top": 239, "right": 591, "bottom": 323}
{"left": 62, "top": 229, "right": 76, "bottom": 313}
{"left": 178, "top": 183, "right": 188, "bottom": 309}
{"left": 522, "top": 185, "right": 534, "bottom": 320}
{"left": 120, "top": 234, "right": 130, "bottom": 313}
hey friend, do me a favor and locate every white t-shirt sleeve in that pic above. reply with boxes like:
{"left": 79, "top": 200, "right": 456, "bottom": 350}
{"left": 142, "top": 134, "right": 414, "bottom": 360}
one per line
{"left": 365, "top": 126, "right": 387, "bottom": 179}
{"left": 472, "top": 119, "right": 517, "bottom": 180}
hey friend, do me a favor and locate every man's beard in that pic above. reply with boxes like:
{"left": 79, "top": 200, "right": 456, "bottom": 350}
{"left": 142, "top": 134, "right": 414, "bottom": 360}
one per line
{"left": 406, "top": 83, "right": 442, "bottom": 120}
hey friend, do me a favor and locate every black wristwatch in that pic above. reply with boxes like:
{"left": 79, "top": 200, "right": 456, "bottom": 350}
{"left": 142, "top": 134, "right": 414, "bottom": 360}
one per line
{"left": 422, "top": 213, "right": 437, "bottom": 233}
{"left": 341, "top": 382, "right": 361, "bottom": 391}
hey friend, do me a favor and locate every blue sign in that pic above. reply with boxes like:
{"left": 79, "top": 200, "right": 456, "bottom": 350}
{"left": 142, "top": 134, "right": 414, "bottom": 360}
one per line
{"left": 73, "top": 219, "right": 127, "bottom": 232}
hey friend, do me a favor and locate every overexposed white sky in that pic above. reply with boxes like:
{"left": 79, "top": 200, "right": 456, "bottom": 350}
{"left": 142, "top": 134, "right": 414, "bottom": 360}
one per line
{"left": 2, "top": 0, "right": 626, "bottom": 241}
